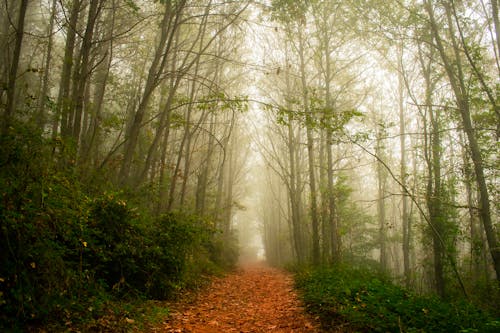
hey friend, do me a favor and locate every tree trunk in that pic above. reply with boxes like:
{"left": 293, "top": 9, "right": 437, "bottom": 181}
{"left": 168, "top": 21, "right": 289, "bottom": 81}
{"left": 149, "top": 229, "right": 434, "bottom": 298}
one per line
{"left": 283, "top": 41, "right": 304, "bottom": 263}
{"left": 119, "top": 2, "right": 182, "bottom": 183}
{"left": 81, "top": 1, "right": 115, "bottom": 168}
{"left": 425, "top": 0, "right": 500, "bottom": 283}
{"left": 3, "top": 0, "right": 29, "bottom": 135}
{"left": 56, "top": 0, "right": 81, "bottom": 140}
{"left": 492, "top": 0, "right": 500, "bottom": 63}
{"left": 398, "top": 46, "right": 411, "bottom": 287}
{"left": 195, "top": 114, "right": 216, "bottom": 215}
{"left": 327, "top": 130, "right": 339, "bottom": 262}
{"left": 298, "top": 24, "right": 320, "bottom": 265}
{"left": 71, "top": 0, "right": 100, "bottom": 151}
{"left": 428, "top": 106, "right": 446, "bottom": 298}
{"left": 287, "top": 115, "right": 304, "bottom": 264}
{"left": 319, "top": 132, "right": 330, "bottom": 264}
{"left": 36, "top": 0, "right": 57, "bottom": 129}
{"left": 376, "top": 128, "right": 387, "bottom": 271}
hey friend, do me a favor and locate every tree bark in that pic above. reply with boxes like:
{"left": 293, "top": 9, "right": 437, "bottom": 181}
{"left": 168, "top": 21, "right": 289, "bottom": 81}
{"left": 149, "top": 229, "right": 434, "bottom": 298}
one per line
{"left": 375, "top": 128, "right": 387, "bottom": 271}
{"left": 71, "top": 0, "right": 101, "bottom": 151}
{"left": 36, "top": 0, "right": 57, "bottom": 129}
{"left": 425, "top": 0, "right": 500, "bottom": 283}
{"left": 398, "top": 46, "right": 411, "bottom": 287}
{"left": 119, "top": 1, "right": 183, "bottom": 183}
{"left": 56, "top": 0, "right": 81, "bottom": 140}
{"left": 298, "top": 24, "right": 320, "bottom": 265}
{"left": 3, "top": 0, "right": 29, "bottom": 135}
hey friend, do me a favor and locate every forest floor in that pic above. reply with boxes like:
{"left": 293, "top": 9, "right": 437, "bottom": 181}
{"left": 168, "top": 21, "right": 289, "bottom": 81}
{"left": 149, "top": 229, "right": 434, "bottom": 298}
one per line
{"left": 157, "top": 263, "right": 322, "bottom": 333}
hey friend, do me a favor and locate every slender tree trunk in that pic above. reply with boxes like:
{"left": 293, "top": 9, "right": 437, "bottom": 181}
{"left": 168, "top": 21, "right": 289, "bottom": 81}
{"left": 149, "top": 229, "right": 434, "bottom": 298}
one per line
{"left": 168, "top": 12, "right": 208, "bottom": 206}
{"left": 3, "top": 0, "right": 29, "bottom": 135}
{"left": 425, "top": 0, "right": 500, "bottom": 282}
{"left": 376, "top": 128, "right": 387, "bottom": 271}
{"left": 71, "top": 0, "right": 101, "bottom": 152}
{"left": 287, "top": 115, "right": 304, "bottom": 264}
{"left": 298, "top": 24, "right": 320, "bottom": 265}
{"left": 119, "top": 2, "right": 182, "bottom": 183}
{"left": 214, "top": 111, "right": 235, "bottom": 222}
{"left": 321, "top": 17, "right": 340, "bottom": 262}
{"left": 36, "top": 0, "right": 57, "bottom": 129}
{"left": 327, "top": 131, "right": 339, "bottom": 261}
{"left": 166, "top": 57, "right": 205, "bottom": 210}
{"left": 462, "top": 136, "right": 482, "bottom": 283}
{"left": 156, "top": 121, "right": 173, "bottom": 216}
{"left": 139, "top": 78, "right": 178, "bottom": 184}
{"left": 418, "top": 38, "right": 446, "bottom": 296}
{"left": 398, "top": 47, "right": 411, "bottom": 287}
{"left": 492, "top": 0, "right": 500, "bottom": 63}
{"left": 56, "top": 0, "right": 81, "bottom": 140}
{"left": 283, "top": 41, "right": 304, "bottom": 263}
{"left": 222, "top": 135, "right": 235, "bottom": 234}
{"left": 167, "top": 117, "right": 190, "bottom": 211}
{"left": 82, "top": 1, "right": 115, "bottom": 168}
{"left": 195, "top": 114, "right": 216, "bottom": 214}
{"left": 319, "top": 133, "right": 330, "bottom": 264}
{"left": 429, "top": 106, "right": 446, "bottom": 298}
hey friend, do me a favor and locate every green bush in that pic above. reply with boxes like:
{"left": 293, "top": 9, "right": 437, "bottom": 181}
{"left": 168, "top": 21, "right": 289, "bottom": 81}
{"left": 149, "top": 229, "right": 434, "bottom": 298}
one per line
{"left": 141, "top": 212, "right": 238, "bottom": 298}
{"left": 0, "top": 125, "right": 239, "bottom": 331}
{"left": 0, "top": 126, "right": 97, "bottom": 328}
{"left": 295, "top": 266, "right": 499, "bottom": 332}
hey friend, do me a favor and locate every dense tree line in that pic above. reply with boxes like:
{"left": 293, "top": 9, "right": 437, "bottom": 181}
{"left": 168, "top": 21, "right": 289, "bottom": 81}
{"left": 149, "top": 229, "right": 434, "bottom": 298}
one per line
{"left": 258, "top": 0, "right": 498, "bottom": 306}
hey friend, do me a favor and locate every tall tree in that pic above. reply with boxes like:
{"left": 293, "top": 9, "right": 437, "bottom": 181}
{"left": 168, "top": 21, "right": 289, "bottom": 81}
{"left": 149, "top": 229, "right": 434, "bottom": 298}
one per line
{"left": 424, "top": 0, "right": 500, "bottom": 283}
{"left": 119, "top": 1, "right": 186, "bottom": 183}
{"left": 2, "top": 0, "right": 29, "bottom": 135}
{"left": 397, "top": 44, "right": 411, "bottom": 287}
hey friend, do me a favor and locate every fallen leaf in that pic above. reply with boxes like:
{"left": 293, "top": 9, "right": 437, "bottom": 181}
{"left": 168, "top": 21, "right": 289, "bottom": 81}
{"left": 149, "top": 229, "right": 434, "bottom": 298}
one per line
{"left": 160, "top": 264, "right": 320, "bottom": 332}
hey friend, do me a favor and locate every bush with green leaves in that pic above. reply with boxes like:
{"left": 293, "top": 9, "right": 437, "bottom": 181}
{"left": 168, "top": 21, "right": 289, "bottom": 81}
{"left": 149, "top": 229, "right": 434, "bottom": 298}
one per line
{"left": 141, "top": 212, "right": 238, "bottom": 298}
{"left": 0, "top": 126, "right": 94, "bottom": 327}
{"left": 295, "top": 266, "right": 499, "bottom": 332}
{"left": 0, "top": 126, "right": 239, "bottom": 330}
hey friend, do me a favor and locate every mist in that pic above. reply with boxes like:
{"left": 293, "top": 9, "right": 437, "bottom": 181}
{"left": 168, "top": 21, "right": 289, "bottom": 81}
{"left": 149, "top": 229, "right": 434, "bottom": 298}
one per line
{"left": 1, "top": 0, "right": 498, "bottom": 330}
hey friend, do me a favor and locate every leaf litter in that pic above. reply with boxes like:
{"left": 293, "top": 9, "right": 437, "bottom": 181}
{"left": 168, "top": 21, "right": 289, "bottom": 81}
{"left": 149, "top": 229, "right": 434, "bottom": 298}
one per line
{"left": 159, "top": 264, "right": 320, "bottom": 332}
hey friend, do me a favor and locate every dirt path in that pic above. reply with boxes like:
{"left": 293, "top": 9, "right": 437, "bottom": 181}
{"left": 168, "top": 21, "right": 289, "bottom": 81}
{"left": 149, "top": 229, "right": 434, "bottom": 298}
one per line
{"left": 161, "top": 263, "right": 321, "bottom": 332}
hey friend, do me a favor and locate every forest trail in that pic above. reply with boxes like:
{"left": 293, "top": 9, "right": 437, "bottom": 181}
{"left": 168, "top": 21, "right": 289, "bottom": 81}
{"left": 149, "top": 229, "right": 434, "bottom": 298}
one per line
{"left": 160, "top": 263, "right": 321, "bottom": 332}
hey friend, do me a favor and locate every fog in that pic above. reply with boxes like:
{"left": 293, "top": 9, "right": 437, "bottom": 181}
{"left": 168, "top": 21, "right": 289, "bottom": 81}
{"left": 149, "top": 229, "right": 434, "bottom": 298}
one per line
{"left": 1, "top": 0, "right": 498, "bottom": 312}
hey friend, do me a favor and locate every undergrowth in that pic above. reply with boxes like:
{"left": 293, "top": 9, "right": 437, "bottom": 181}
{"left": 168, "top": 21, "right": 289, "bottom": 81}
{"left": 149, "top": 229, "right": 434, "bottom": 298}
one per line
{"left": 0, "top": 125, "right": 239, "bottom": 331}
{"left": 295, "top": 265, "right": 500, "bottom": 332}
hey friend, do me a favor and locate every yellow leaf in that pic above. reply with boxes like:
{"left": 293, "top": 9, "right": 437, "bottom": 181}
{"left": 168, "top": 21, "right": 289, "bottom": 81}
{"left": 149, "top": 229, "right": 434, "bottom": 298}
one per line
{"left": 30, "top": 262, "right": 36, "bottom": 269}
{"left": 83, "top": 241, "right": 87, "bottom": 247}
{"left": 125, "top": 317, "right": 135, "bottom": 324}
{"left": 0, "top": 277, "right": 5, "bottom": 283}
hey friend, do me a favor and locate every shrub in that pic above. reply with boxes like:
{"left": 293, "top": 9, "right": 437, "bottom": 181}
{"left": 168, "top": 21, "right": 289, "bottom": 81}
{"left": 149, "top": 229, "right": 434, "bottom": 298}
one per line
{"left": 0, "top": 126, "right": 98, "bottom": 328}
{"left": 0, "top": 125, "right": 239, "bottom": 330}
{"left": 295, "top": 266, "right": 499, "bottom": 332}
{"left": 141, "top": 212, "right": 236, "bottom": 298}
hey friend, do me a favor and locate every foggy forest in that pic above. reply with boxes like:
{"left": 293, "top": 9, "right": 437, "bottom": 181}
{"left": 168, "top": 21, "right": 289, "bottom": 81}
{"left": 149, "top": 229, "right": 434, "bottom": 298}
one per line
{"left": 0, "top": 0, "right": 499, "bottom": 331}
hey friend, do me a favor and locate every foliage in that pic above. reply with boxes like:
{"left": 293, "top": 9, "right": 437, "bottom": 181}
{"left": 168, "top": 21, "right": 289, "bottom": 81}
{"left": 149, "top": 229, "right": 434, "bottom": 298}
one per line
{"left": 295, "top": 265, "right": 499, "bottom": 332}
{"left": 0, "top": 124, "right": 238, "bottom": 330}
{"left": 270, "top": 0, "right": 310, "bottom": 23}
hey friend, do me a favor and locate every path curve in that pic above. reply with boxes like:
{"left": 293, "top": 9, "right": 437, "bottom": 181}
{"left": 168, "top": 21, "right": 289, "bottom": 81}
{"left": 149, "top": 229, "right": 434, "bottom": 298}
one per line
{"left": 162, "top": 263, "right": 320, "bottom": 332}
